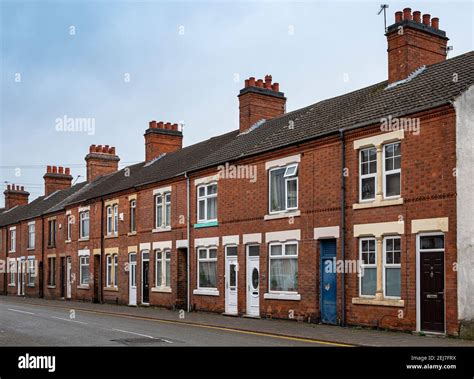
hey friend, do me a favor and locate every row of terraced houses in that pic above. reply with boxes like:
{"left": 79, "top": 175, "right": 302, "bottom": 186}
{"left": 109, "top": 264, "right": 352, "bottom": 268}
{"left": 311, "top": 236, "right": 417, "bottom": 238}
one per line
{"left": 1, "top": 8, "right": 473, "bottom": 337}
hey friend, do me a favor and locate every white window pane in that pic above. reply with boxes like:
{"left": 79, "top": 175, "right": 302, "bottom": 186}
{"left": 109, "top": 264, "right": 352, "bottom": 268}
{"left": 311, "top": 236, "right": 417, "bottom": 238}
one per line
{"left": 386, "top": 173, "right": 400, "bottom": 197}
{"left": 207, "top": 184, "right": 217, "bottom": 195}
{"left": 361, "top": 177, "right": 375, "bottom": 200}
{"left": 198, "top": 249, "right": 207, "bottom": 259}
{"left": 207, "top": 197, "right": 217, "bottom": 220}
{"left": 286, "top": 179, "right": 297, "bottom": 208}
{"left": 270, "top": 258, "right": 297, "bottom": 292}
{"left": 385, "top": 268, "right": 401, "bottom": 297}
{"left": 270, "top": 168, "right": 285, "bottom": 212}
{"left": 270, "top": 245, "right": 282, "bottom": 256}
{"left": 198, "top": 187, "right": 205, "bottom": 197}
{"left": 284, "top": 164, "right": 298, "bottom": 177}
{"left": 165, "top": 259, "right": 170, "bottom": 287}
{"left": 198, "top": 200, "right": 205, "bottom": 220}
{"left": 361, "top": 267, "right": 376, "bottom": 296}
{"left": 157, "top": 205, "right": 163, "bottom": 226}
{"left": 285, "top": 244, "right": 297, "bottom": 256}
{"left": 165, "top": 203, "right": 171, "bottom": 226}
{"left": 209, "top": 248, "right": 217, "bottom": 259}
{"left": 199, "top": 261, "right": 217, "bottom": 288}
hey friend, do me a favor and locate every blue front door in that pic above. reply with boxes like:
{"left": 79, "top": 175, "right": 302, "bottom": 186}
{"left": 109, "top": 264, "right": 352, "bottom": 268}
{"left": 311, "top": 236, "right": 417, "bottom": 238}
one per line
{"left": 320, "top": 239, "right": 337, "bottom": 325}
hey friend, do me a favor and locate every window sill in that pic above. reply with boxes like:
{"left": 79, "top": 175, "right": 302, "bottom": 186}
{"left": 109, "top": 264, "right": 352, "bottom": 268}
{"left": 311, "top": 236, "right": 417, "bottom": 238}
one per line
{"left": 264, "top": 292, "right": 301, "bottom": 301}
{"left": 152, "top": 227, "right": 171, "bottom": 233}
{"left": 8, "top": 284, "right": 15, "bottom": 287}
{"left": 127, "top": 231, "right": 137, "bottom": 236}
{"left": 194, "top": 221, "right": 218, "bottom": 229}
{"left": 151, "top": 287, "right": 172, "bottom": 293}
{"left": 47, "top": 246, "right": 56, "bottom": 249}
{"left": 47, "top": 285, "right": 56, "bottom": 289}
{"left": 78, "top": 237, "right": 90, "bottom": 242}
{"left": 77, "top": 285, "right": 89, "bottom": 290}
{"left": 8, "top": 251, "right": 15, "bottom": 254}
{"left": 26, "top": 247, "right": 35, "bottom": 251}
{"left": 104, "top": 235, "right": 117, "bottom": 239}
{"left": 264, "top": 210, "right": 300, "bottom": 220}
{"left": 65, "top": 240, "right": 71, "bottom": 244}
{"left": 353, "top": 198, "right": 403, "bottom": 210}
{"left": 193, "top": 289, "right": 219, "bottom": 296}
{"left": 352, "top": 297, "right": 404, "bottom": 307}
{"left": 27, "top": 284, "right": 35, "bottom": 288}
{"left": 104, "top": 287, "right": 118, "bottom": 292}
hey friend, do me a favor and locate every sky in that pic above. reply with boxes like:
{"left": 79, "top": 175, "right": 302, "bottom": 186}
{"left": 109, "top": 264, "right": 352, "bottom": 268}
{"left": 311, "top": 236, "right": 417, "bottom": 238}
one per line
{"left": 1, "top": 0, "right": 473, "bottom": 207}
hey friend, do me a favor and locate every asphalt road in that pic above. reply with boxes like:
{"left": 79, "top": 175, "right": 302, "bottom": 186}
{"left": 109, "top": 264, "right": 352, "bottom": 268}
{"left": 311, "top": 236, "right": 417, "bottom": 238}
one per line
{"left": 0, "top": 299, "right": 323, "bottom": 346}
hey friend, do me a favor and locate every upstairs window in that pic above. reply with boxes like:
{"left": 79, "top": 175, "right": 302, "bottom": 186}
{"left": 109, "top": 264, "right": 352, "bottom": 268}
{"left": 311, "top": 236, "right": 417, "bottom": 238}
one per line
{"left": 155, "top": 192, "right": 171, "bottom": 228}
{"left": 130, "top": 200, "right": 136, "bottom": 233}
{"left": 359, "top": 148, "right": 377, "bottom": 201}
{"left": 27, "top": 223, "right": 35, "bottom": 249}
{"left": 197, "top": 184, "right": 217, "bottom": 223}
{"left": 106, "top": 205, "right": 118, "bottom": 236}
{"left": 48, "top": 220, "right": 56, "bottom": 247}
{"left": 9, "top": 228, "right": 16, "bottom": 252}
{"left": 79, "top": 211, "right": 90, "bottom": 239}
{"left": 269, "top": 164, "right": 298, "bottom": 213}
{"left": 383, "top": 142, "right": 401, "bottom": 198}
{"left": 66, "top": 215, "right": 73, "bottom": 240}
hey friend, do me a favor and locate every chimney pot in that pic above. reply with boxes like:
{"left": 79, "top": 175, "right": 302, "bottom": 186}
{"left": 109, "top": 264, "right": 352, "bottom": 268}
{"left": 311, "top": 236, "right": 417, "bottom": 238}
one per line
{"left": 20, "top": 186, "right": 24, "bottom": 191}
{"left": 256, "top": 79, "right": 263, "bottom": 88}
{"left": 149, "top": 120, "right": 157, "bottom": 129}
{"left": 248, "top": 77, "right": 256, "bottom": 86}
{"left": 158, "top": 121, "right": 164, "bottom": 129}
{"left": 413, "top": 11, "right": 421, "bottom": 23}
{"left": 65, "top": 167, "right": 70, "bottom": 175}
{"left": 272, "top": 82, "right": 280, "bottom": 92}
{"left": 395, "top": 11, "right": 403, "bottom": 23}
{"left": 245, "top": 79, "right": 249, "bottom": 87}
{"left": 422, "top": 14, "right": 430, "bottom": 26}
{"left": 90, "top": 144, "right": 95, "bottom": 153}
{"left": 47, "top": 165, "right": 52, "bottom": 173}
{"left": 96, "top": 145, "right": 102, "bottom": 152}
{"left": 110, "top": 147, "right": 115, "bottom": 155}
{"left": 58, "top": 166, "right": 64, "bottom": 174}
{"left": 7, "top": 184, "right": 11, "bottom": 190}
{"left": 264, "top": 75, "right": 272, "bottom": 89}
{"left": 52, "top": 166, "right": 58, "bottom": 174}
{"left": 403, "top": 7, "right": 412, "bottom": 20}
{"left": 165, "top": 122, "right": 172, "bottom": 130}
{"left": 103, "top": 145, "right": 109, "bottom": 153}
{"left": 431, "top": 17, "right": 439, "bottom": 29}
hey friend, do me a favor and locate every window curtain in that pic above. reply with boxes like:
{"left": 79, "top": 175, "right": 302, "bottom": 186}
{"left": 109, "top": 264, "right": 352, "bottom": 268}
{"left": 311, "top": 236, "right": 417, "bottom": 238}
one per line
{"left": 270, "top": 169, "right": 285, "bottom": 212}
{"left": 199, "top": 261, "right": 217, "bottom": 288}
{"left": 207, "top": 197, "right": 217, "bottom": 220}
{"left": 270, "top": 258, "right": 297, "bottom": 291}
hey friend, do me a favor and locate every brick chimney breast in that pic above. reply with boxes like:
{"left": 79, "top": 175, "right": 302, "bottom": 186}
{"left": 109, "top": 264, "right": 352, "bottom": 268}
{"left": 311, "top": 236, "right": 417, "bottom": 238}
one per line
{"left": 43, "top": 165, "right": 73, "bottom": 195}
{"left": 3, "top": 184, "right": 30, "bottom": 210}
{"left": 386, "top": 9, "right": 449, "bottom": 84}
{"left": 238, "top": 75, "right": 286, "bottom": 133}
{"left": 144, "top": 120, "right": 183, "bottom": 162}
{"left": 85, "top": 145, "right": 120, "bottom": 182}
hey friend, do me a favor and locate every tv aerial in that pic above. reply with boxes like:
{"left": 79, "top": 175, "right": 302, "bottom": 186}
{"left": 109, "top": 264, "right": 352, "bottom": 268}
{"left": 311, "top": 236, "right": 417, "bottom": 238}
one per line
{"left": 378, "top": 4, "right": 389, "bottom": 32}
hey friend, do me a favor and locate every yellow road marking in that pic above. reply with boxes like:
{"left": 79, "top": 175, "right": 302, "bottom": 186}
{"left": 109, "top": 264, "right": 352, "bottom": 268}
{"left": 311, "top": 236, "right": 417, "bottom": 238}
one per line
{"left": 9, "top": 300, "right": 354, "bottom": 347}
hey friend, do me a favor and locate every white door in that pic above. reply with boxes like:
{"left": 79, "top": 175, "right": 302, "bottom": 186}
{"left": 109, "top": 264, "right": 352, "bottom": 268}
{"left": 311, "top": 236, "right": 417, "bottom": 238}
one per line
{"left": 225, "top": 246, "right": 238, "bottom": 314}
{"left": 129, "top": 253, "right": 137, "bottom": 306}
{"left": 246, "top": 245, "right": 260, "bottom": 317}
{"left": 66, "top": 257, "right": 72, "bottom": 299}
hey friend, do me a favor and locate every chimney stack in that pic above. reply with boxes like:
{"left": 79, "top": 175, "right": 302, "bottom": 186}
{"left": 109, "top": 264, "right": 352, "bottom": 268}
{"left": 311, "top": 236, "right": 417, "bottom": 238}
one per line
{"left": 43, "top": 165, "right": 73, "bottom": 195}
{"left": 3, "top": 184, "right": 29, "bottom": 210}
{"left": 144, "top": 120, "right": 183, "bottom": 162}
{"left": 238, "top": 75, "right": 286, "bottom": 133}
{"left": 85, "top": 145, "right": 120, "bottom": 182}
{"left": 386, "top": 8, "right": 448, "bottom": 84}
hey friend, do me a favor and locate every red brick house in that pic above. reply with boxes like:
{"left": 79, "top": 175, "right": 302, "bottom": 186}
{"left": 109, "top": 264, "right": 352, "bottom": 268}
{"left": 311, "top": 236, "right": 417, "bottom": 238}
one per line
{"left": 1, "top": 8, "right": 473, "bottom": 337}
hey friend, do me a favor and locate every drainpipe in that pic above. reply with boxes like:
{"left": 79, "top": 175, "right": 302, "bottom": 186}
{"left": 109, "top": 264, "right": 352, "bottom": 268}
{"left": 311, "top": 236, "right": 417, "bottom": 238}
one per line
{"left": 184, "top": 172, "right": 191, "bottom": 312}
{"left": 339, "top": 129, "right": 346, "bottom": 327}
{"left": 40, "top": 216, "right": 45, "bottom": 298}
{"left": 100, "top": 198, "right": 104, "bottom": 304}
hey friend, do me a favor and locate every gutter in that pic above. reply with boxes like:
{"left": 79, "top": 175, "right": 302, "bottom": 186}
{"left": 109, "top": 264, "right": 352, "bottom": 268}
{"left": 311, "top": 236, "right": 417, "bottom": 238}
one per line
{"left": 339, "top": 129, "right": 346, "bottom": 327}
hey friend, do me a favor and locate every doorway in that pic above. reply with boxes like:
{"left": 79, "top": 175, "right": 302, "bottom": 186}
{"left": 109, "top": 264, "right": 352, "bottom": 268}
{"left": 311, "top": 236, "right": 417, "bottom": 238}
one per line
{"left": 246, "top": 245, "right": 260, "bottom": 317}
{"left": 66, "top": 257, "right": 72, "bottom": 299}
{"left": 320, "top": 239, "right": 337, "bottom": 324}
{"left": 93, "top": 255, "right": 100, "bottom": 303}
{"left": 141, "top": 250, "right": 150, "bottom": 304}
{"left": 60, "top": 257, "right": 66, "bottom": 298}
{"left": 417, "top": 233, "right": 445, "bottom": 333}
{"left": 225, "top": 246, "right": 238, "bottom": 315}
{"left": 128, "top": 253, "right": 137, "bottom": 306}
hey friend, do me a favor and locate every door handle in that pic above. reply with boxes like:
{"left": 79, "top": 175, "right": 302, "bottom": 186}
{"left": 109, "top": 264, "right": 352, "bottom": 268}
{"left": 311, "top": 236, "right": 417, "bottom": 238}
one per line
{"left": 426, "top": 294, "right": 438, "bottom": 299}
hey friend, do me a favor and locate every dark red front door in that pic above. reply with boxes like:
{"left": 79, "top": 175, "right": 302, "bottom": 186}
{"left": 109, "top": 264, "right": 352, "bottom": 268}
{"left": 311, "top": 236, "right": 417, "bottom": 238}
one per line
{"left": 420, "top": 251, "right": 444, "bottom": 333}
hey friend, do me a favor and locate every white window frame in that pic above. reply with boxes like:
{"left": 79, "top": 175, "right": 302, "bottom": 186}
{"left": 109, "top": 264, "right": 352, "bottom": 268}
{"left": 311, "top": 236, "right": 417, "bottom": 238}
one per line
{"left": 268, "top": 164, "right": 299, "bottom": 214}
{"left": 106, "top": 205, "right": 118, "bottom": 236}
{"left": 79, "top": 211, "right": 90, "bottom": 239}
{"left": 359, "top": 237, "right": 377, "bottom": 297}
{"left": 27, "top": 222, "right": 35, "bottom": 249}
{"left": 8, "top": 259, "right": 16, "bottom": 286}
{"left": 197, "top": 247, "right": 218, "bottom": 290}
{"left": 9, "top": 227, "right": 16, "bottom": 253}
{"left": 383, "top": 236, "right": 401, "bottom": 299}
{"left": 113, "top": 204, "right": 118, "bottom": 236}
{"left": 66, "top": 215, "right": 73, "bottom": 241}
{"left": 155, "top": 192, "right": 171, "bottom": 229}
{"left": 27, "top": 258, "right": 35, "bottom": 286}
{"left": 114, "top": 254, "right": 118, "bottom": 287}
{"left": 130, "top": 200, "right": 136, "bottom": 232}
{"left": 268, "top": 241, "right": 299, "bottom": 294}
{"left": 197, "top": 184, "right": 217, "bottom": 223}
{"left": 48, "top": 220, "right": 56, "bottom": 247}
{"left": 155, "top": 249, "right": 171, "bottom": 289}
{"left": 79, "top": 255, "right": 90, "bottom": 286}
{"left": 383, "top": 142, "right": 402, "bottom": 199}
{"left": 106, "top": 255, "right": 113, "bottom": 287}
{"left": 359, "top": 147, "right": 377, "bottom": 203}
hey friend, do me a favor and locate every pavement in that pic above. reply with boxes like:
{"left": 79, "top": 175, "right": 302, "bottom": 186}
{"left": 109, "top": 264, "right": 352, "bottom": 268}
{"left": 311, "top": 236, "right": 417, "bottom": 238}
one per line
{"left": 1, "top": 295, "right": 474, "bottom": 347}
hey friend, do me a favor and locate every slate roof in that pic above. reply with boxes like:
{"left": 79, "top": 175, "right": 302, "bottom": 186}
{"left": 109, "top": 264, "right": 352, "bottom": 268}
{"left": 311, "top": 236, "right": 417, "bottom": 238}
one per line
{"left": 1, "top": 51, "right": 472, "bottom": 227}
